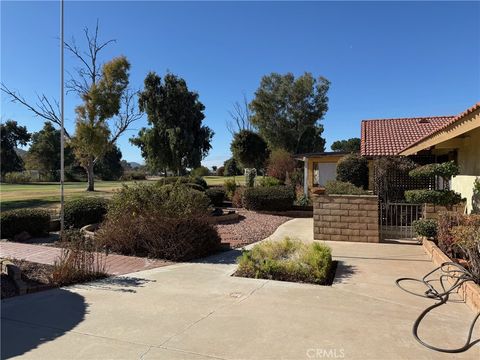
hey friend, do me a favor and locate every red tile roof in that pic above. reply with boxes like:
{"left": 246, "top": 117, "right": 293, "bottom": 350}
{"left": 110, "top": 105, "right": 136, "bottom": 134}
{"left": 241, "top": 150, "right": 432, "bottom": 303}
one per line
{"left": 360, "top": 116, "right": 454, "bottom": 156}
{"left": 400, "top": 102, "right": 480, "bottom": 152}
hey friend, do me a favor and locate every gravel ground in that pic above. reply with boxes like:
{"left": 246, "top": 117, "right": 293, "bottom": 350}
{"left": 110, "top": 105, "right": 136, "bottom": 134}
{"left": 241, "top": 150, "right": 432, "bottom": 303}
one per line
{"left": 216, "top": 210, "right": 292, "bottom": 248}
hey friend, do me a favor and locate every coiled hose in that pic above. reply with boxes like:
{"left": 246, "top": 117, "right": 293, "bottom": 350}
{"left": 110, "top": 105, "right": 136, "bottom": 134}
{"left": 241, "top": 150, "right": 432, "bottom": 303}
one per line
{"left": 396, "top": 261, "right": 480, "bottom": 353}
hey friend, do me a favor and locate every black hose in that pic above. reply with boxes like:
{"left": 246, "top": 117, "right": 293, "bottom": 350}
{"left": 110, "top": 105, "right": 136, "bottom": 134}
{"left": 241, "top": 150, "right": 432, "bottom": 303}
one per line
{"left": 396, "top": 261, "right": 480, "bottom": 353}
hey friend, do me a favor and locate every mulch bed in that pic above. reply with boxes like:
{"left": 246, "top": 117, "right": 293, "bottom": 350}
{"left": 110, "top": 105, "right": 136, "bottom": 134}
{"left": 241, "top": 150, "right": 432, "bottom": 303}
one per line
{"left": 216, "top": 210, "right": 292, "bottom": 248}
{"left": 1, "top": 259, "right": 55, "bottom": 299}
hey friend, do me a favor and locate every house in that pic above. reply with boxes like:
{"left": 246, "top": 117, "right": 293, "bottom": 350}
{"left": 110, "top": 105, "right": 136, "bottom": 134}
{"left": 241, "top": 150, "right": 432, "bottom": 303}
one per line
{"left": 295, "top": 152, "right": 348, "bottom": 195}
{"left": 400, "top": 102, "right": 480, "bottom": 212}
{"left": 297, "top": 102, "right": 480, "bottom": 211}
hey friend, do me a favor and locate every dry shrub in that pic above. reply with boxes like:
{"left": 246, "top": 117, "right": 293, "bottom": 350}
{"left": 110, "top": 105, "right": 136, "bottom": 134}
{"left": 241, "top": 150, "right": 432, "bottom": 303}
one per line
{"left": 232, "top": 187, "right": 245, "bottom": 208}
{"left": 96, "top": 214, "right": 221, "bottom": 261}
{"left": 51, "top": 230, "right": 107, "bottom": 286}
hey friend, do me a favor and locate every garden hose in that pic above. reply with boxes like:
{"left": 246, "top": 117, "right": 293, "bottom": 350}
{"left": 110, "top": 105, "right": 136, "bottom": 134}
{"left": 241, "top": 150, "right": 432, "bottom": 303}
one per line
{"left": 396, "top": 262, "right": 480, "bottom": 353}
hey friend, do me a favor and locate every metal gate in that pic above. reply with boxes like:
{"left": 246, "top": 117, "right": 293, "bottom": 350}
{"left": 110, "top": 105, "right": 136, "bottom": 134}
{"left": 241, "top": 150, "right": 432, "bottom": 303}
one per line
{"left": 379, "top": 202, "right": 424, "bottom": 241}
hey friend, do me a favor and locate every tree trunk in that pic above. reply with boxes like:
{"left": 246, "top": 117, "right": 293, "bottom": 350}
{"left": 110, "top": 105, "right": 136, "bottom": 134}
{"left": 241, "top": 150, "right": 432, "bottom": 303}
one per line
{"left": 86, "top": 160, "right": 95, "bottom": 191}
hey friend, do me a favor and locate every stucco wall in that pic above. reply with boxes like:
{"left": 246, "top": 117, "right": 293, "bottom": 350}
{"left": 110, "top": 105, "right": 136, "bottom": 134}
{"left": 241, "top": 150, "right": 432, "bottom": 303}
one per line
{"left": 457, "top": 126, "right": 480, "bottom": 176}
{"left": 451, "top": 175, "right": 478, "bottom": 214}
{"left": 313, "top": 194, "right": 379, "bottom": 243}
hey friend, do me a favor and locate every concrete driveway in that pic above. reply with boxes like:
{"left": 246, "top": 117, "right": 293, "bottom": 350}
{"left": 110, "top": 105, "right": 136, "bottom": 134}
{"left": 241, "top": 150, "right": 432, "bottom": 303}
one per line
{"left": 2, "top": 219, "right": 479, "bottom": 359}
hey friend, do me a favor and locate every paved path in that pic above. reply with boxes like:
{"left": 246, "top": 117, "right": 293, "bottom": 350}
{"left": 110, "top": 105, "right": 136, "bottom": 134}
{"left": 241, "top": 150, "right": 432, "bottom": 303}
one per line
{"left": 2, "top": 219, "right": 479, "bottom": 359}
{"left": 0, "top": 242, "right": 171, "bottom": 275}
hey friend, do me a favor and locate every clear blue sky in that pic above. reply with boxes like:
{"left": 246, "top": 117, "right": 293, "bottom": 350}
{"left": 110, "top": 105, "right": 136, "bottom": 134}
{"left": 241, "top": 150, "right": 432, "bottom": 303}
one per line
{"left": 2, "top": 1, "right": 479, "bottom": 167}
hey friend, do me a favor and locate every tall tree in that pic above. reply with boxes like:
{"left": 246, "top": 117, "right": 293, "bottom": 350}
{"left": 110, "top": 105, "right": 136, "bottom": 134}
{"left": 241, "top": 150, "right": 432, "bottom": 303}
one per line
{"left": 25, "top": 121, "right": 75, "bottom": 180}
{"left": 94, "top": 145, "right": 124, "bottom": 180}
{"left": 131, "top": 72, "right": 214, "bottom": 175}
{"left": 331, "top": 138, "right": 361, "bottom": 153}
{"left": 230, "top": 130, "right": 269, "bottom": 170}
{"left": 223, "top": 157, "right": 242, "bottom": 176}
{"left": 250, "top": 72, "right": 330, "bottom": 154}
{"left": 0, "top": 120, "right": 31, "bottom": 176}
{"left": 226, "top": 94, "right": 253, "bottom": 136}
{"left": 1, "top": 22, "right": 141, "bottom": 191}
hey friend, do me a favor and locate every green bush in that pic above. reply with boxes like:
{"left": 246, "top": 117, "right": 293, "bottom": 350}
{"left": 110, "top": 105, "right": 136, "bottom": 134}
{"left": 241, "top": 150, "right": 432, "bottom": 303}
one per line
{"left": 409, "top": 161, "right": 459, "bottom": 180}
{"left": 295, "top": 193, "right": 311, "bottom": 206}
{"left": 405, "top": 189, "right": 463, "bottom": 207}
{"left": 412, "top": 219, "right": 438, "bottom": 238}
{"left": 325, "top": 180, "right": 369, "bottom": 195}
{"left": 157, "top": 176, "right": 207, "bottom": 190}
{"left": 4, "top": 172, "right": 33, "bottom": 184}
{"left": 64, "top": 197, "right": 109, "bottom": 228}
{"left": 205, "top": 187, "right": 226, "bottom": 207}
{"left": 190, "top": 166, "right": 210, "bottom": 177}
{"left": 243, "top": 186, "right": 295, "bottom": 211}
{"left": 223, "top": 178, "right": 237, "bottom": 199}
{"left": 119, "top": 170, "right": 147, "bottom": 181}
{"left": 1, "top": 209, "right": 50, "bottom": 239}
{"left": 108, "top": 183, "right": 210, "bottom": 220}
{"left": 257, "top": 176, "right": 283, "bottom": 187}
{"left": 336, "top": 154, "right": 369, "bottom": 189}
{"left": 236, "top": 238, "right": 332, "bottom": 285}
{"left": 96, "top": 211, "right": 221, "bottom": 261}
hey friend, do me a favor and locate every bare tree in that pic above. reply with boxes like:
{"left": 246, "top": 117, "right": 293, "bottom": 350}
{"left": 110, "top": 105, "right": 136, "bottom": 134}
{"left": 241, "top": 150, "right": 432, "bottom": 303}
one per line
{"left": 226, "top": 93, "right": 253, "bottom": 136}
{"left": 1, "top": 20, "right": 142, "bottom": 191}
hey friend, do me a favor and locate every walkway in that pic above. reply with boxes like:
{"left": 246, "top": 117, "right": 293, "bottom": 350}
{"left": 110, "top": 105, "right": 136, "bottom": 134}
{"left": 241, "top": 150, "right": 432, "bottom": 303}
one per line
{"left": 2, "top": 219, "right": 479, "bottom": 359}
{"left": 0, "top": 242, "right": 171, "bottom": 275}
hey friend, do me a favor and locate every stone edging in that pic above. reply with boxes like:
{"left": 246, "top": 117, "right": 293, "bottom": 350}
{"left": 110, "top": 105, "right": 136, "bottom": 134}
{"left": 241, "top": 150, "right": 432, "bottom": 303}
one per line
{"left": 256, "top": 210, "right": 312, "bottom": 218}
{"left": 422, "top": 239, "right": 480, "bottom": 313}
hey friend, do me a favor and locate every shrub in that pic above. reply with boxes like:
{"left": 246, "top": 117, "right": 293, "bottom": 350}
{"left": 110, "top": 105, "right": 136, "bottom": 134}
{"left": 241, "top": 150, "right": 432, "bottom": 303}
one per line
{"left": 336, "top": 154, "right": 369, "bottom": 189}
{"left": 257, "top": 176, "right": 283, "bottom": 187}
{"left": 52, "top": 230, "right": 106, "bottom": 286}
{"left": 191, "top": 166, "right": 210, "bottom": 177}
{"left": 412, "top": 219, "right": 438, "bottom": 239}
{"left": 473, "top": 178, "right": 480, "bottom": 214}
{"left": 156, "top": 176, "right": 207, "bottom": 190}
{"left": 243, "top": 186, "right": 295, "bottom": 211}
{"left": 223, "top": 157, "right": 243, "bottom": 176}
{"left": 108, "top": 183, "right": 210, "bottom": 220}
{"left": 0, "top": 208, "right": 50, "bottom": 239}
{"left": 96, "top": 214, "right": 221, "bottom": 261}
{"left": 64, "top": 197, "right": 109, "bottom": 229}
{"left": 325, "top": 180, "right": 369, "bottom": 195}
{"left": 409, "top": 161, "right": 459, "bottom": 180}
{"left": 232, "top": 187, "right": 245, "bottom": 208}
{"left": 236, "top": 238, "right": 332, "bottom": 285}
{"left": 4, "top": 171, "right": 33, "bottom": 183}
{"left": 437, "top": 211, "right": 464, "bottom": 256}
{"left": 119, "top": 170, "right": 147, "bottom": 181}
{"left": 404, "top": 189, "right": 463, "bottom": 208}
{"left": 245, "top": 168, "right": 257, "bottom": 187}
{"left": 205, "top": 187, "right": 226, "bottom": 207}
{"left": 223, "top": 179, "right": 237, "bottom": 199}
{"left": 295, "top": 193, "right": 311, "bottom": 206}
{"left": 266, "top": 149, "right": 296, "bottom": 182}
{"left": 451, "top": 221, "right": 480, "bottom": 281}
{"left": 216, "top": 166, "right": 225, "bottom": 176}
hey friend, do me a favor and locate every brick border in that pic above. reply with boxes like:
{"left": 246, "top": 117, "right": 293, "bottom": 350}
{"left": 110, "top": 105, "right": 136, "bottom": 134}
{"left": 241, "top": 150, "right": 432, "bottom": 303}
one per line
{"left": 422, "top": 239, "right": 480, "bottom": 313}
{"left": 313, "top": 194, "right": 379, "bottom": 243}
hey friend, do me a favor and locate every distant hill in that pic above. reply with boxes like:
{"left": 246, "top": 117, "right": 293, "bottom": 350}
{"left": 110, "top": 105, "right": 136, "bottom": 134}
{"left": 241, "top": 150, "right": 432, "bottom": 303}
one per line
{"left": 128, "top": 162, "right": 142, "bottom": 169}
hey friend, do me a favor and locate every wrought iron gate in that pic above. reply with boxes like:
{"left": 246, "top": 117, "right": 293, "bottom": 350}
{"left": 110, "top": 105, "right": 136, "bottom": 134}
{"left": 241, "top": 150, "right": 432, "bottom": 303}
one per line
{"left": 379, "top": 202, "right": 424, "bottom": 241}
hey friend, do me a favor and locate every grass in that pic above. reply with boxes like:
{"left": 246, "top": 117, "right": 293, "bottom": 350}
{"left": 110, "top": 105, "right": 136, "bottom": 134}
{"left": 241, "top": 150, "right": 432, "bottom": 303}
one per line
{"left": 0, "top": 176, "right": 244, "bottom": 211}
{"left": 235, "top": 237, "right": 334, "bottom": 285}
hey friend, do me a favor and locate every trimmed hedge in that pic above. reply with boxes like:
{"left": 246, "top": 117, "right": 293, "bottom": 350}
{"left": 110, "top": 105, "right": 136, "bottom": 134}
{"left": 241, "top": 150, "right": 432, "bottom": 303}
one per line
{"left": 205, "top": 187, "right": 226, "bottom": 207}
{"left": 1, "top": 209, "right": 50, "bottom": 239}
{"left": 412, "top": 218, "right": 438, "bottom": 238}
{"left": 404, "top": 189, "right": 463, "bottom": 207}
{"left": 336, "top": 154, "right": 369, "bottom": 189}
{"left": 64, "top": 197, "right": 109, "bottom": 229}
{"left": 325, "top": 180, "right": 369, "bottom": 195}
{"left": 243, "top": 186, "right": 295, "bottom": 211}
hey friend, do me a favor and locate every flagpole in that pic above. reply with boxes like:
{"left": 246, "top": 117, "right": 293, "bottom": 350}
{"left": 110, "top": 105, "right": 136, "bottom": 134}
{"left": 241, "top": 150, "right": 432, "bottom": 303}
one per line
{"left": 60, "top": 0, "right": 65, "bottom": 235}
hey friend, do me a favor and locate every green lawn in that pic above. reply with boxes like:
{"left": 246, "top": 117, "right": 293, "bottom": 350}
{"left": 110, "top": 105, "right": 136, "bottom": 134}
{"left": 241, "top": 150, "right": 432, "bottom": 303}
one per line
{"left": 0, "top": 176, "right": 244, "bottom": 211}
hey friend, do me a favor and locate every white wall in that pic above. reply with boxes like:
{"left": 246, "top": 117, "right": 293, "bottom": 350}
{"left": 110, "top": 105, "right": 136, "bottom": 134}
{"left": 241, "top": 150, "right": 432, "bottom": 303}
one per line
{"left": 451, "top": 175, "right": 479, "bottom": 214}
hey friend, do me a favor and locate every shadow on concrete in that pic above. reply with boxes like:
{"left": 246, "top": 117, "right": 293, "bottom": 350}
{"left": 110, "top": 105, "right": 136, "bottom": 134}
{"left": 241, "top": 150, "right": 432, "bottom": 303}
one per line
{"left": 332, "top": 261, "right": 357, "bottom": 284}
{"left": 193, "top": 249, "right": 243, "bottom": 265}
{"left": 1, "top": 288, "right": 87, "bottom": 359}
{"left": 73, "top": 276, "right": 156, "bottom": 293}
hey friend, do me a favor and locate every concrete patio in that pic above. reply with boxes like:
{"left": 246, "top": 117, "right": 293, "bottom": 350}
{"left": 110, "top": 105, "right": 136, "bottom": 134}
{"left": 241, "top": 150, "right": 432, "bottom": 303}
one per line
{"left": 2, "top": 219, "right": 479, "bottom": 359}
